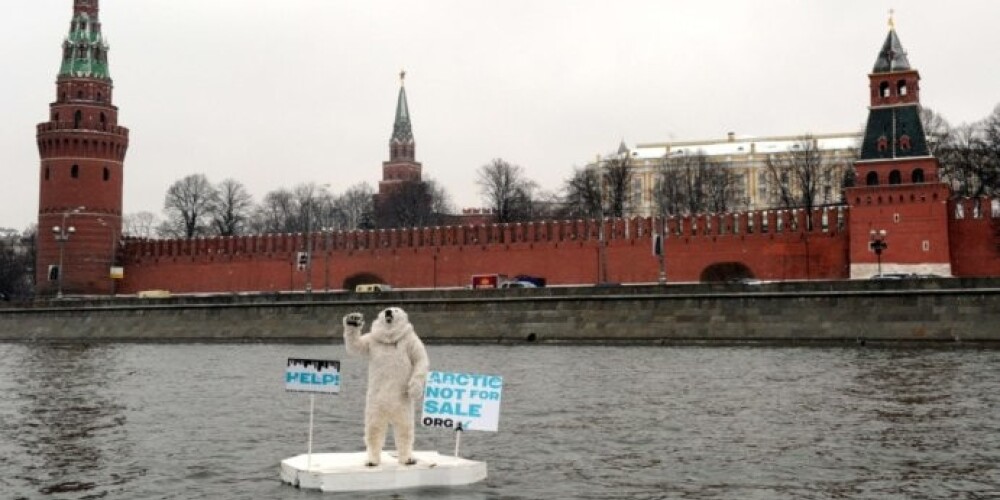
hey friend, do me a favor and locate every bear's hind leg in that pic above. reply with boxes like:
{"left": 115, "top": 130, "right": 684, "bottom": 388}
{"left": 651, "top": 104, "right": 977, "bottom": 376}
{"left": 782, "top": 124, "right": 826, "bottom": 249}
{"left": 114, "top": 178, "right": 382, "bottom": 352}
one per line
{"left": 364, "top": 412, "right": 389, "bottom": 466}
{"left": 391, "top": 411, "right": 416, "bottom": 465}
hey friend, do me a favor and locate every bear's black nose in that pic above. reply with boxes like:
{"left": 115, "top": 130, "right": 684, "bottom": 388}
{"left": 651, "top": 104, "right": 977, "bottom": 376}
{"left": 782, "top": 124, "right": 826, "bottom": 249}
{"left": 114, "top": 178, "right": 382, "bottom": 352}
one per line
{"left": 385, "top": 310, "right": 393, "bottom": 323}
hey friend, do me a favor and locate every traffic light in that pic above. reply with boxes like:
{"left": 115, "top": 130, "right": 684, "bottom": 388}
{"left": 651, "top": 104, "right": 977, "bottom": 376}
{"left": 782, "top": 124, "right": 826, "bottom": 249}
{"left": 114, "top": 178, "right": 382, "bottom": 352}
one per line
{"left": 296, "top": 252, "right": 309, "bottom": 271}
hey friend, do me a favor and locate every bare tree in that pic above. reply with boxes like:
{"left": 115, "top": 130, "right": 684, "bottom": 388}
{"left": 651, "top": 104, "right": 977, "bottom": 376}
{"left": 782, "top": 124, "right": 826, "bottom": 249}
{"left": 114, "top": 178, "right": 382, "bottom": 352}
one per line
{"left": 377, "top": 181, "right": 437, "bottom": 228}
{"left": 476, "top": 158, "right": 538, "bottom": 223}
{"left": 123, "top": 211, "right": 160, "bottom": 238}
{"left": 162, "top": 174, "right": 217, "bottom": 238}
{"left": 653, "top": 151, "right": 722, "bottom": 216}
{"left": 209, "top": 178, "right": 254, "bottom": 236}
{"left": 330, "top": 183, "right": 374, "bottom": 231}
{"left": 602, "top": 156, "right": 633, "bottom": 218}
{"left": 763, "top": 135, "right": 836, "bottom": 219}
{"left": 561, "top": 166, "right": 603, "bottom": 219}
{"left": 250, "top": 188, "right": 297, "bottom": 234}
{"left": 920, "top": 106, "right": 952, "bottom": 155}
{"left": 0, "top": 227, "right": 35, "bottom": 299}
{"left": 938, "top": 110, "right": 1000, "bottom": 198}
{"left": 702, "top": 161, "right": 747, "bottom": 213}
{"left": 292, "top": 183, "right": 333, "bottom": 233}
{"left": 426, "top": 178, "right": 455, "bottom": 220}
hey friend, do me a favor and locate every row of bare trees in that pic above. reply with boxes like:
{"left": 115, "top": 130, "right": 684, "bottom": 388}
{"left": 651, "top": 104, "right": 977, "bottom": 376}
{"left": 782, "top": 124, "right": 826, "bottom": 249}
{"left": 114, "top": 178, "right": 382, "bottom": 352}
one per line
{"left": 924, "top": 104, "right": 1000, "bottom": 198}
{"left": 137, "top": 105, "right": 1000, "bottom": 240}
{"left": 129, "top": 175, "right": 379, "bottom": 239}
{"left": 0, "top": 227, "right": 36, "bottom": 300}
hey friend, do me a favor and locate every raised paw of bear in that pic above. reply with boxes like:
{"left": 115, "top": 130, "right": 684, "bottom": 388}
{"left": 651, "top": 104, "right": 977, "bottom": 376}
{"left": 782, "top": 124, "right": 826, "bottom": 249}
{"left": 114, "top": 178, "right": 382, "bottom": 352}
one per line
{"left": 344, "top": 312, "right": 364, "bottom": 328}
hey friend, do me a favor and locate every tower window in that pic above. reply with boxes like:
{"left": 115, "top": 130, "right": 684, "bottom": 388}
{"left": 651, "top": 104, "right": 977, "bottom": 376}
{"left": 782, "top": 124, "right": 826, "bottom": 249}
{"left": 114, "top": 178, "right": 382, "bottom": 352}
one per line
{"left": 45, "top": 167, "right": 50, "bottom": 180}
{"left": 912, "top": 168, "right": 925, "bottom": 183}
{"left": 103, "top": 167, "right": 110, "bottom": 181}
{"left": 899, "top": 135, "right": 911, "bottom": 151}
{"left": 889, "top": 170, "right": 902, "bottom": 185}
{"left": 879, "top": 81, "right": 890, "bottom": 98}
{"left": 866, "top": 171, "right": 879, "bottom": 186}
{"left": 897, "top": 80, "right": 908, "bottom": 96}
{"left": 877, "top": 136, "right": 889, "bottom": 152}
{"left": 71, "top": 165, "right": 79, "bottom": 178}
{"left": 74, "top": 110, "right": 82, "bottom": 128}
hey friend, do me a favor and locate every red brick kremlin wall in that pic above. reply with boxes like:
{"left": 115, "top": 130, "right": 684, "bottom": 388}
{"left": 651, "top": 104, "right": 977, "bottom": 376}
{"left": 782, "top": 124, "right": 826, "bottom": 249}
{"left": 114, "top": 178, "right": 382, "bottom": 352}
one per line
{"left": 949, "top": 198, "right": 1000, "bottom": 277}
{"left": 118, "top": 207, "right": 854, "bottom": 293}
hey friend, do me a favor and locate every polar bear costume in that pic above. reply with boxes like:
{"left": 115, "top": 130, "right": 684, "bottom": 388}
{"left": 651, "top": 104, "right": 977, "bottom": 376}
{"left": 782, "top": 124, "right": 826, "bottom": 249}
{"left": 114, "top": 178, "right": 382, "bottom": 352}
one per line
{"left": 343, "top": 307, "right": 429, "bottom": 466}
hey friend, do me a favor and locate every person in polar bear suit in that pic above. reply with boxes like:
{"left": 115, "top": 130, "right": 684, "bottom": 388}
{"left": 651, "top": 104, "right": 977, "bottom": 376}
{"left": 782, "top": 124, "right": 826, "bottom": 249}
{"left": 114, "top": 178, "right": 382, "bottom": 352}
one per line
{"left": 343, "top": 307, "right": 429, "bottom": 466}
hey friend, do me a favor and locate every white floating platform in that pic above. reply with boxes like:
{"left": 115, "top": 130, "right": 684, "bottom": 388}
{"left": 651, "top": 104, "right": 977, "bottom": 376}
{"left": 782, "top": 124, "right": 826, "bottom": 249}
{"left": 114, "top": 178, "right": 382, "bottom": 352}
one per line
{"left": 280, "top": 450, "right": 487, "bottom": 492}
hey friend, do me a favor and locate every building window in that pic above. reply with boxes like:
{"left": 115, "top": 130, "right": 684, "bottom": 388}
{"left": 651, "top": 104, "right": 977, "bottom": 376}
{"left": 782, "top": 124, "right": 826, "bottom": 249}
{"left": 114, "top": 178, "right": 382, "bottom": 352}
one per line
{"left": 71, "top": 164, "right": 79, "bottom": 178}
{"left": 877, "top": 135, "right": 889, "bottom": 152}
{"left": 74, "top": 110, "right": 82, "bottom": 128}
{"left": 912, "top": 169, "right": 925, "bottom": 183}
{"left": 103, "top": 167, "right": 110, "bottom": 181}
{"left": 897, "top": 80, "right": 908, "bottom": 96}
{"left": 866, "top": 172, "right": 879, "bottom": 186}
{"left": 45, "top": 167, "right": 50, "bottom": 180}
{"left": 889, "top": 170, "right": 902, "bottom": 185}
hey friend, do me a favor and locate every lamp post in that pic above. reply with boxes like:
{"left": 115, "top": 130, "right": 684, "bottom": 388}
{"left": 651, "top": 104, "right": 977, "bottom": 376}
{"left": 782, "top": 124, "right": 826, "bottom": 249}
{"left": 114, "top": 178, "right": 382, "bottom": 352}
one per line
{"left": 869, "top": 229, "right": 888, "bottom": 276}
{"left": 52, "top": 206, "right": 85, "bottom": 298}
{"left": 322, "top": 226, "right": 333, "bottom": 292}
{"left": 98, "top": 218, "right": 118, "bottom": 297}
{"left": 304, "top": 184, "right": 330, "bottom": 294}
{"left": 594, "top": 155, "right": 608, "bottom": 285}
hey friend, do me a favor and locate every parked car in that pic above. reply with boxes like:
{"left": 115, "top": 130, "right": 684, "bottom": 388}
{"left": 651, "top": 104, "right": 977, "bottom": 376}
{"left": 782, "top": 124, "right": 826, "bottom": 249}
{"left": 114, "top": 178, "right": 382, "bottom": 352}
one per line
{"left": 355, "top": 283, "right": 392, "bottom": 293}
{"left": 513, "top": 275, "right": 547, "bottom": 287}
{"left": 499, "top": 280, "right": 537, "bottom": 289}
{"left": 870, "top": 273, "right": 909, "bottom": 280}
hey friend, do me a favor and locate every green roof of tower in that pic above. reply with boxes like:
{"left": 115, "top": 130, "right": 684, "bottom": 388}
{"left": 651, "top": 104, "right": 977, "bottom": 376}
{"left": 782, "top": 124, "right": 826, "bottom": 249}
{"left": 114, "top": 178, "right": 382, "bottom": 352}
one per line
{"left": 872, "top": 28, "right": 911, "bottom": 74}
{"left": 391, "top": 72, "right": 413, "bottom": 143}
{"left": 58, "top": 12, "right": 111, "bottom": 80}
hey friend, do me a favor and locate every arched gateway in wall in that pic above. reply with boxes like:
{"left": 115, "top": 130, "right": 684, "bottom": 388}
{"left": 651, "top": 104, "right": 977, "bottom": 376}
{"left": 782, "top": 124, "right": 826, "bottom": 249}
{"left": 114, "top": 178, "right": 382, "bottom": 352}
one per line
{"left": 700, "top": 262, "right": 755, "bottom": 283}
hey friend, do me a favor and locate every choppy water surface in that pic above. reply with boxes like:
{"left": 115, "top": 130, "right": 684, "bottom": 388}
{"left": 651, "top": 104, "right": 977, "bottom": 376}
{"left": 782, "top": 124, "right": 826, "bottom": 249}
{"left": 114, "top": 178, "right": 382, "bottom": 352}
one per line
{"left": 1, "top": 343, "right": 999, "bottom": 499}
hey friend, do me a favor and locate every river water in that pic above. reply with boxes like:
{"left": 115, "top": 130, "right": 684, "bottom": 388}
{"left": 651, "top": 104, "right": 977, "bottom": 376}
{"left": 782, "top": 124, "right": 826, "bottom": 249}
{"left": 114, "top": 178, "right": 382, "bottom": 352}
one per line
{"left": 0, "top": 343, "right": 998, "bottom": 500}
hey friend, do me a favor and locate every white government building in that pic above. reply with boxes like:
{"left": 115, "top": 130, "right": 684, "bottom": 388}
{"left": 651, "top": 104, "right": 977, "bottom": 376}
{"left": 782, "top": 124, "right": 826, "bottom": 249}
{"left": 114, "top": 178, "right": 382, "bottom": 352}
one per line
{"left": 593, "top": 132, "right": 861, "bottom": 217}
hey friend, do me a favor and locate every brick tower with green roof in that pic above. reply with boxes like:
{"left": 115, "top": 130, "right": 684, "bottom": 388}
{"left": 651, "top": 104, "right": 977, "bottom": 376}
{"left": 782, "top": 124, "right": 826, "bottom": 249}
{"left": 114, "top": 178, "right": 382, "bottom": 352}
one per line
{"left": 846, "top": 16, "right": 952, "bottom": 278}
{"left": 374, "top": 71, "right": 428, "bottom": 228}
{"left": 36, "top": 0, "right": 130, "bottom": 296}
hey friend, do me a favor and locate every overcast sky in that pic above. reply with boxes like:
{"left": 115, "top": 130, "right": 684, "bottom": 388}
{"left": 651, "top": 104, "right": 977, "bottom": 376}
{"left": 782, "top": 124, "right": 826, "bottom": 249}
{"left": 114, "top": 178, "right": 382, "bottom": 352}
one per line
{"left": 3, "top": 0, "right": 999, "bottom": 231}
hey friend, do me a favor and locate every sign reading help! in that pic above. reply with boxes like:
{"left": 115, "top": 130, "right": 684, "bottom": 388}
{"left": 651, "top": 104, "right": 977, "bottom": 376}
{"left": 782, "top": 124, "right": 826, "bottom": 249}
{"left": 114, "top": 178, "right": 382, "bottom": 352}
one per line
{"left": 421, "top": 371, "right": 503, "bottom": 432}
{"left": 285, "top": 358, "right": 341, "bottom": 395}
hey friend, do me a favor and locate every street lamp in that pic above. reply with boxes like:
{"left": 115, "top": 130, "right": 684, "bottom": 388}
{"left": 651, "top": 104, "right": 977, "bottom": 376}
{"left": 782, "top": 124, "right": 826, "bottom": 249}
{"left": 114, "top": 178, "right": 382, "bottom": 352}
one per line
{"left": 304, "top": 184, "right": 330, "bottom": 294}
{"left": 869, "top": 229, "right": 888, "bottom": 276}
{"left": 52, "top": 206, "right": 85, "bottom": 298}
{"left": 321, "top": 226, "right": 333, "bottom": 292}
{"left": 98, "top": 218, "right": 119, "bottom": 297}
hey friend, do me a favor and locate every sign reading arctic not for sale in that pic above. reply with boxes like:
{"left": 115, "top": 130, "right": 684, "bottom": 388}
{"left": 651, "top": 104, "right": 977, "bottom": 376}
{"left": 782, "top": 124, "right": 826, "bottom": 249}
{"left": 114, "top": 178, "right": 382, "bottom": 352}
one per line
{"left": 421, "top": 371, "right": 503, "bottom": 432}
{"left": 285, "top": 358, "right": 340, "bottom": 394}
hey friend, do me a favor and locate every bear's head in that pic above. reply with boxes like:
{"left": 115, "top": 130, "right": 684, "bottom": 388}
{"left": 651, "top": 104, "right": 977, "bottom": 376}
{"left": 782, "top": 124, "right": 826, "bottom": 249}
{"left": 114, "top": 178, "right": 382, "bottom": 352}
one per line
{"left": 370, "top": 307, "right": 415, "bottom": 344}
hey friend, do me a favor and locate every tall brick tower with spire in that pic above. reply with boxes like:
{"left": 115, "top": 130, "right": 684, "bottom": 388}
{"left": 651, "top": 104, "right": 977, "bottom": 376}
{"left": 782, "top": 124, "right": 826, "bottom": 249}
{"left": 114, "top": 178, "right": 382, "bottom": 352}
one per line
{"left": 846, "top": 14, "right": 952, "bottom": 278}
{"left": 36, "top": 0, "right": 129, "bottom": 296}
{"left": 374, "top": 71, "right": 429, "bottom": 228}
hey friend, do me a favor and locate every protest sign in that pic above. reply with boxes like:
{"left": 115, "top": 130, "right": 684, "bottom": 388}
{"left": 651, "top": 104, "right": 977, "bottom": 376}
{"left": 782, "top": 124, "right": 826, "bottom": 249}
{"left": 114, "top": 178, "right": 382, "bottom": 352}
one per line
{"left": 421, "top": 371, "right": 502, "bottom": 432}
